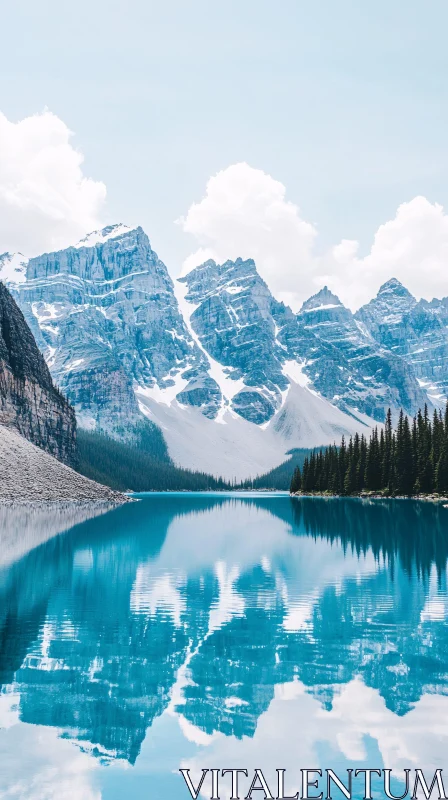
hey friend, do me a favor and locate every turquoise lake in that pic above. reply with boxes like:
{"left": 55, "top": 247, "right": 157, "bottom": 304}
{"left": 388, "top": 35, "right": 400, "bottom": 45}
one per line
{"left": 1, "top": 493, "right": 448, "bottom": 799}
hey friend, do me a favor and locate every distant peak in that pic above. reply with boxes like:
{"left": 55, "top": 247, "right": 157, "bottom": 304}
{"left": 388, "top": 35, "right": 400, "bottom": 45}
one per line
{"left": 73, "top": 223, "right": 139, "bottom": 249}
{"left": 181, "top": 256, "right": 257, "bottom": 281}
{"left": 300, "top": 285, "right": 343, "bottom": 312}
{"left": 200, "top": 258, "right": 218, "bottom": 269}
{"left": 377, "top": 277, "right": 413, "bottom": 298}
{"left": 222, "top": 256, "right": 256, "bottom": 270}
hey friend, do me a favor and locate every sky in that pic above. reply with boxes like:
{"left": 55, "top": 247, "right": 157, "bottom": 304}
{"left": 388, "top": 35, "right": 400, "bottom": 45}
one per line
{"left": 1, "top": 0, "right": 448, "bottom": 309}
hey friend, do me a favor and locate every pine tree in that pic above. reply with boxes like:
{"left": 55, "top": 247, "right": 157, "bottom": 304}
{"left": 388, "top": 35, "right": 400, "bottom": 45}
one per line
{"left": 290, "top": 466, "right": 302, "bottom": 493}
{"left": 338, "top": 436, "right": 346, "bottom": 494}
{"left": 416, "top": 408, "right": 432, "bottom": 493}
{"left": 308, "top": 451, "right": 317, "bottom": 491}
{"left": 329, "top": 446, "right": 340, "bottom": 494}
{"left": 302, "top": 457, "right": 310, "bottom": 492}
{"left": 381, "top": 408, "right": 393, "bottom": 491}
{"left": 435, "top": 438, "right": 448, "bottom": 494}
{"left": 356, "top": 435, "right": 367, "bottom": 492}
{"left": 343, "top": 437, "right": 355, "bottom": 495}
{"left": 435, "top": 403, "right": 448, "bottom": 494}
{"left": 395, "top": 412, "right": 414, "bottom": 495}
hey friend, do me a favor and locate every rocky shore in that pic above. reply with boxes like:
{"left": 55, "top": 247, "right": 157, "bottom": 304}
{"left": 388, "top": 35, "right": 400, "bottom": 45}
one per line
{"left": 291, "top": 490, "right": 448, "bottom": 503}
{"left": 0, "top": 424, "right": 127, "bottom": 503}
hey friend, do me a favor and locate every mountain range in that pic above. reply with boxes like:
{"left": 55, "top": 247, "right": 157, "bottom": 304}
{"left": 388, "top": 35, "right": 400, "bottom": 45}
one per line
{"left": 1, "top": 223, "right": 444, "bottom": 480}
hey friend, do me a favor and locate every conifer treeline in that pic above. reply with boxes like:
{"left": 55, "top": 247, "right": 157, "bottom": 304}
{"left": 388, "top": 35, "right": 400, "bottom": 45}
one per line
{"left": 290, "top": 405, "right": 448, "bottom": 497}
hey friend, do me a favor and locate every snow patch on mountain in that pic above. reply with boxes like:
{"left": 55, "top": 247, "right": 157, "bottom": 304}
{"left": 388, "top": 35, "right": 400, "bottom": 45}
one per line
{"left": 73, "top": 223, "right": 136, "bottom": 249}
{"left": 282, "top": 359, "right": 315, "bottom": 391}
{"left": 174, "top": 278, "right": 245, "bottom": 421}
{"left": 136, "top": 369, "right": 190, "bottom": 407}
{"left": 269, "top": 381, "right": 374, "bottom": 449}
{"left": 136, "top": 375, "right": 375, "bottom": 480}
{"left": 136, "top": 390, "right": 287, "bottom": 480}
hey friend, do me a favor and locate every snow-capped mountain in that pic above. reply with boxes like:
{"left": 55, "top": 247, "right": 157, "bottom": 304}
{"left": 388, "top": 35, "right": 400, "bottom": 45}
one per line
{"left": 1, "top": 224, "right": 439, "bottom": 479}
{"left": 8, "top": 225, "right": 219, "bottom": 435}
{"left": 357, "top": 278, "right": 448, "bottom": 403}
{"left": 290, "top": 285, "right": 427, "bottom": 418}
{"left": 177, "top": 257, "right": 290, "bottom": 424}
{"left": 177, "top": 259, "right": 426, "bottom": 424}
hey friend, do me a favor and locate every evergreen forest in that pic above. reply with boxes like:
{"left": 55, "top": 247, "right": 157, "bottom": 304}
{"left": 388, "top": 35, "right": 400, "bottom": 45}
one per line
{"left": 290, "top": 405, "right": 448, "bottom": 497}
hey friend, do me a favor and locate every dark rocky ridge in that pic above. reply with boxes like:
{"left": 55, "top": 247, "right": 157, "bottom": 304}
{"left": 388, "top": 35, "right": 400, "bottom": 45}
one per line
{"left": 0, "top": 282, "right": 76, "bottom": 465}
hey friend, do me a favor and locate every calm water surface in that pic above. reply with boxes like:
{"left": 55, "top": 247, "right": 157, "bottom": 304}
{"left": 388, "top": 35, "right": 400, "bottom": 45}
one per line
{"left": 1, "top": 493, "right": 448, "bottom": 799}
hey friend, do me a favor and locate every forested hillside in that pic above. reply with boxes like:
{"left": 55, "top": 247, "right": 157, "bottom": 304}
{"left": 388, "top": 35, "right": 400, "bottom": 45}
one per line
{"left": 77, "top": 426, "right": 231, "bottom": 492}
{"left": 238, "top": 449, "right": 311, "bottom": 490}
{"left": 290, "top": 406, "right": 448, "bottom": 497}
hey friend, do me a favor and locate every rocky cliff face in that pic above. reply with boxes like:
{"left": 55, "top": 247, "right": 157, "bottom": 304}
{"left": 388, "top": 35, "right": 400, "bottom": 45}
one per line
{"left": 10, "top": 225, "right": 219, "bottom": 435}
{"left": 356, "top": 279, "right": 448, "bottom": 403}
{"left": 287, "top": 285, "right": 428, "bottom": 419}
{"left": 0, "top": 281, "right": 76, "bottom": 465}
{"left": 178, "top": 257, "right": 289, "bottom": 424}
{"left": 179, "top": 262, "right": 427, "bottom": 423}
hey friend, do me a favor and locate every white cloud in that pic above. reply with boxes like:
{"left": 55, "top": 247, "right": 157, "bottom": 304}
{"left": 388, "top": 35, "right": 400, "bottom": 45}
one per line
{"left": 326, "top": 196, "right": 448, "bottom": 309}
{"left": 181, "top": 678, "right": 448, "bottom": 800}
{"left": 0, "top": 110, "right": 106, "bottom": 257}
{"left": 178, "top": 163, "right": 317, "bottom": 308}
{"left": 179, "top": 164, "right": 448, "bottom": 311}
{"left": 0, "top": 697, "right": 101, "bottom": 800}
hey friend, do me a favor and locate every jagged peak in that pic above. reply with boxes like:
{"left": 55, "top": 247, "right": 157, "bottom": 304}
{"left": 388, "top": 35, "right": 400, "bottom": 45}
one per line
{"left": 180, "top": 256, "right": 258, "bottom": 283}
{"left": 177, "top": 258, "right": 218, "bottom": 283}
{"left": 220, "top": 257, "right": 257, "bottom": 275}
{"left": 300, "top": 285, "right": 344, "bottom": 313}
{"left": 376, "top": 277, "right": 414, "bottom": 299}
{"left": 73, "top": 223, "right": 140, "bottom": 250}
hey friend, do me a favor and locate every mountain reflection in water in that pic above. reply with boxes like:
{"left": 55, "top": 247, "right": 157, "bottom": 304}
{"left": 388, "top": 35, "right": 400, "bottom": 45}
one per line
{"left": 0, "top": 494, "right": 447, "bottom": 799}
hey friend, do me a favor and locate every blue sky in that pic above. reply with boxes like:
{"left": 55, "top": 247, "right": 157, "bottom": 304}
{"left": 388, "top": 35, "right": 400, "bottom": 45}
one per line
{"left": 1, "top": 0, "right": 448, "bottom": 308}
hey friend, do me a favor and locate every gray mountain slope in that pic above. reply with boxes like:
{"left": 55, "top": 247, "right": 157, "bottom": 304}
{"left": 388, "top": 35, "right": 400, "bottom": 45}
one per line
{"left": 178, "top": 257, "right": 289, "bottom": 424}
{"left": 180, "top": 260, "right": 427, "bottom": 423}
{"left": 0, "top": 423, "right": 126, "bottom": 502}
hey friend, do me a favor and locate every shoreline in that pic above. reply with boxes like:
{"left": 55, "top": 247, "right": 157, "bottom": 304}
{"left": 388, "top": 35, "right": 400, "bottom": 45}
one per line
{"left": 290, "top": 491, "right": 448, "bottom": 504}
